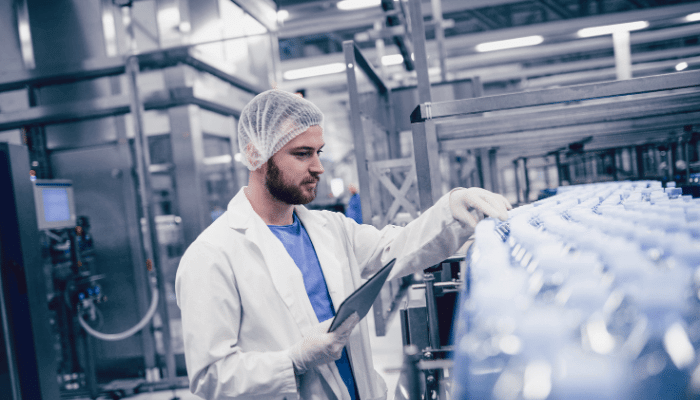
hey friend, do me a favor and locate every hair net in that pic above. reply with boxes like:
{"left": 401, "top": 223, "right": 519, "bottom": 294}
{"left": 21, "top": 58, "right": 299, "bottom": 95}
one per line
{"left": 238, "top": 89, "right": 324, "bottom": 171}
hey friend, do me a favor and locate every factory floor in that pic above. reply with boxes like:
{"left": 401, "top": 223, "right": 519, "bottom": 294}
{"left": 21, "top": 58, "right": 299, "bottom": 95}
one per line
{"left": 83, "top": 311, "right": 405, "bottom": 400}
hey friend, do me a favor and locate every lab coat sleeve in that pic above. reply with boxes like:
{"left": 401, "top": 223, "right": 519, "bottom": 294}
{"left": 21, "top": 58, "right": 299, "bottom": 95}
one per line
{"left": 175, "top": 240, "right": 298, "bottom": 400}
{"left": 343, "top": 190, "right": 472, "bottom": 281}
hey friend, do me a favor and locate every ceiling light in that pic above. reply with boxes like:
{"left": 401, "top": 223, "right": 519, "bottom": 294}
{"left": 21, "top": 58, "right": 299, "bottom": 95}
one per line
{"left": 283, "top": 63, "right": 347, "bottom": 80}
{"left": 577, "top": 21, "right": 649, "bottom": 38}
{"left": 687, "top": 13, "right": 700, "bottom": 22}
{"left": 476, "top": 35, "right": 544, "bottom": 52}
{"left": 277, "top": 10, "right": 289, "bottom": 23}
{"left": 337, "top": 0, "right": 381, "bottom": 11}
{"left": 676, "top": 62, "right": 689, "bottom": 71}
{"left": 381, "top": 54, "right": 404, "bottom": 66}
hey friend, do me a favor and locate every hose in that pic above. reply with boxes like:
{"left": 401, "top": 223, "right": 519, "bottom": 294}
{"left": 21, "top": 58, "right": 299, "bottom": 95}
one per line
{"left": 78, "top": 284, "right": 159, "bottom": 341}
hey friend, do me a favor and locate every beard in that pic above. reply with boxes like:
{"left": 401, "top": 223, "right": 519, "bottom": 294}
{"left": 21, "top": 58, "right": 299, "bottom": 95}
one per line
{"left": 265, "top": 157, "right": 319, "bottom": 205}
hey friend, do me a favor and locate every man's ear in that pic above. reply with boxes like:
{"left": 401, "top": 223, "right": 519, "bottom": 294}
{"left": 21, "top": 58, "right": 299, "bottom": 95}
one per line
{"left": 253, "top": 161, "right": 268, "bottom": 177}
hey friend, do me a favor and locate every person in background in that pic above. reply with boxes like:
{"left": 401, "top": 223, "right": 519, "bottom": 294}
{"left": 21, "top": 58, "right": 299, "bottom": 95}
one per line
{"left": 175, "top": 89, "right": 512, "bottom": 400}
{"left": 345, "top": 184, "right": 362, "bottom": 224}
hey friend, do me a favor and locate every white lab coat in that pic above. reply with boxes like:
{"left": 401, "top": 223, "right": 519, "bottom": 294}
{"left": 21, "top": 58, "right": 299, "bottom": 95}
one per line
{"left": 175, "top": 187, "right": 471, "bottom": 400}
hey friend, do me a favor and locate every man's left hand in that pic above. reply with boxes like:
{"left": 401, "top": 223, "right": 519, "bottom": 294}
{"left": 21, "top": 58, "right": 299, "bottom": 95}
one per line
{"left": 449, "top": 187, "right": 512, "bottom": 228}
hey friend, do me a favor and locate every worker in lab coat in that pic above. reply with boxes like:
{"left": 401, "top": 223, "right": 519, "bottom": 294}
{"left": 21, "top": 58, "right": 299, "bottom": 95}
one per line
{"left": 175, "top": 89, "right": 512, "bottom": 400}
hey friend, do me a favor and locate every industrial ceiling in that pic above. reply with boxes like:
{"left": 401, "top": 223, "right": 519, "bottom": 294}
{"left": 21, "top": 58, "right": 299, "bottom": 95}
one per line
{"left": 271, "top": 0, "right": 700, "bottom": 94}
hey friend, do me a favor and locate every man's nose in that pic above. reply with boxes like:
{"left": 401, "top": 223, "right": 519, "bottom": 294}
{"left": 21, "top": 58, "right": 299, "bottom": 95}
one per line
{"left": 310, "top": 155, "right": 324, "bottom": 175}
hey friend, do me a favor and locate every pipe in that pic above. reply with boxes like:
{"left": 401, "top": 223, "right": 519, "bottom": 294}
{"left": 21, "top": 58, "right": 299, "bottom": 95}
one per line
{"left": 78, "top": 282, "right": 159, "bottom": 341}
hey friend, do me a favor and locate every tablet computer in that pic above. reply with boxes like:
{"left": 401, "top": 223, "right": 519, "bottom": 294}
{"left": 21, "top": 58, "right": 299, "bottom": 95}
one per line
{"left": 328, "top": 258, "right": 397, "bottom": 332}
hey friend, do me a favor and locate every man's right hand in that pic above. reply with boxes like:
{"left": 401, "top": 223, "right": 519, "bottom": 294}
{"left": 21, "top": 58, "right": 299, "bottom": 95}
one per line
{"left": 288, "top": 312, "right": 360, "bottom": 374}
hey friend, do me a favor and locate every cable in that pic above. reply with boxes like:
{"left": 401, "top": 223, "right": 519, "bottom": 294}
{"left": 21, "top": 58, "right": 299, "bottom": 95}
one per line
{"left": 78, "top": 284, "right": 159, "bottom": 341}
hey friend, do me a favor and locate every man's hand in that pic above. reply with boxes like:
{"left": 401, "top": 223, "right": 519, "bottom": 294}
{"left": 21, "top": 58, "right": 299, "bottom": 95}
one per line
{"left": 449, "top": 188, "right": 512, "bottom": 228}
{"left": 288, "top": 313, "right": 360, "bottom": 374}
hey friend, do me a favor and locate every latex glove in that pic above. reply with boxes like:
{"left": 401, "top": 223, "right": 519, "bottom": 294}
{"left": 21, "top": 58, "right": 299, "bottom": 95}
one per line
{"left": 449, "top": 187, "right": 512, "bottom": 228}
{"left": 288, "top": 312, "right": 360, "bottom": 374}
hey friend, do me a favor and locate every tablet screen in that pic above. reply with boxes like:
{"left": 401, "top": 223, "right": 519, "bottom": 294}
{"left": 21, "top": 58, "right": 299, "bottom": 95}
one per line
{"left": 328, "top": 258, "right": 397, "bottom": 332}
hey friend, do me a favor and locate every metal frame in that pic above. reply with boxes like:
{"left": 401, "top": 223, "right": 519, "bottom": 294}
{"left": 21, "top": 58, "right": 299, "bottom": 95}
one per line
{"left": 407, "top": 0, "right": 700, "bottom": 204}
{"left": 344, "top": 40, "right": 417, "bottom": 336}
{"left": 0, "top": 48, "right": 257, "bottom": 393}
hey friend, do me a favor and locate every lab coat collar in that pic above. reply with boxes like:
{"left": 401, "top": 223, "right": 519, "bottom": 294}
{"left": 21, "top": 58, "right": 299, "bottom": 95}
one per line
{"left": 225, "top": 187, "right": 318, "bottom": 332}
{"left": 226, "top": 187, "right": 256, "bottom": 230}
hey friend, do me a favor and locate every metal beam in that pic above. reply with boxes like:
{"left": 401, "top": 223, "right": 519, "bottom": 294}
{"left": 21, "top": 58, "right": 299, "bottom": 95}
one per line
{"left": 411, "top": 70, "right": 700, "bottom": 122}
{"left": 437, "top": 91, "right": 700, "bottom": 139}
{"left": 0, "top": 88, "right": 241, "bottom": 131}
{"left": 0, "top": 57, "right": 125, "bottom": 92}
{"left": 0, "top": 47, "right": 264, "bottom": 95}
{"left": 438, "top": 111, "right": 700, "bottom": 151}
{"left": 409, "top": 0, "right": 443, "bottom": 209}
{"left": 344, "top": 41, "right": 375, "bottom": 227}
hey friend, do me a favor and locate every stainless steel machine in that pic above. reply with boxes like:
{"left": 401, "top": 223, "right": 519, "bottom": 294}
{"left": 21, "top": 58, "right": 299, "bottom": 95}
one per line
{"left": 0, "top": 143, "right": 61, "bottom": 400}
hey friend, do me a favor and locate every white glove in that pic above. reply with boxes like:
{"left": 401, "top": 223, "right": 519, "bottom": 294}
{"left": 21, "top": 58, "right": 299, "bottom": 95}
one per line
{"left": 288, "top": 312, "right": 360, "bottom": 374}
{"left": 449, "top": 187, "right": 512, "bottom": 228}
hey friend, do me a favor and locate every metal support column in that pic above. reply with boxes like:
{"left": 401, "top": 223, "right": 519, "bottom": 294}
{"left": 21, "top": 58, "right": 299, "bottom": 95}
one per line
{"left": 488, "top": 148, "right": 499, "bottom": 193}
{"left": 513, "top": 159, "right": 522, "bottom": 204}
{"left": 344, "top": 42, "right": 374, "bottom": 226}
{"left": 555, "top": 152, "right": 563, "bottom": 186}
{"left": 523, "top": 157, "right": 530, "bottom": 202}
{"left": 409, "top": 0, "right": 442, "bottom": 211}
{"left": 633, "top": 146, "right": 642, "bottom": 178}
{"left": 126, "top": 56, "right": 176, "bottom": 383}
{"left": 431, "top": 0, "right": 447, "bottom": 82}
{"left": 476, "top": 149, "right": 485, "bottom": 189}
{"left": 685, "top": 139, "right": 691, "bottom": 182}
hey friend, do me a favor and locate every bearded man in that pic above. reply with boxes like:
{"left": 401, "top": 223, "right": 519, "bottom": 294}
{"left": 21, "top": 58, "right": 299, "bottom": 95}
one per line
{"left": 176, "top": 89, "right": 511, "bottom": 400}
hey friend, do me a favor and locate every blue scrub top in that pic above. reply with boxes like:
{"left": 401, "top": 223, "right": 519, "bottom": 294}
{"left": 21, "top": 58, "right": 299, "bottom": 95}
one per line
{"left": 268, "top": 213, "right": 359, "bottom": 400}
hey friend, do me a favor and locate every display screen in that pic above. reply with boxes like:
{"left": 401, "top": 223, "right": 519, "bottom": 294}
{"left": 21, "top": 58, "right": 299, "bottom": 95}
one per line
{"left": 42, "top": 188, "right": 71, "bottom": 222}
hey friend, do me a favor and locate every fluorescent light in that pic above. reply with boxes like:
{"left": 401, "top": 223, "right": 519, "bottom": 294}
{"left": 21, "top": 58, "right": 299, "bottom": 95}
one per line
{"left": 331, "top": 178, "right": 345, "bottom": 197}
{"left": 204, "top": 155, "right": 232, "bottom": 165}
{"left": 676, "top": 62, "right": 689, "bottom": 71}
{"left": 337, "top": 0, "right": 381, "bottom": 11}
{"left": 381, "top": 54, "right": 404, "bottom": 66}
{"left": 476, "top": 35, "right": 544, "bottom": 52}
{"left": 283, "top": 63, "right": 346, "bottom": 80}
{"left": 687, "top": 13, "right": 700, "bottom": 22}
{"left": 178, "top": 21, "right": 191, "bottom": 33}
{"left": 277, "top": 10, "right": 289, "bottom": 23}
{"left": 577, "top": 21, "right": 649, "bottom": 38}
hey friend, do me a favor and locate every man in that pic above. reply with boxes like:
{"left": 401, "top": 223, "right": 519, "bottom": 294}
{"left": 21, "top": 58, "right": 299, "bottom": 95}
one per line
{"left": 176, "top": 89, "right": 511, "bottom": 400}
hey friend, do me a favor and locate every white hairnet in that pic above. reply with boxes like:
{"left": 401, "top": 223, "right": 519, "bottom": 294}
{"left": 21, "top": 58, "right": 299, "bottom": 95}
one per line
{"left": 238, "top": 89, "right": 324, "bottom": 171}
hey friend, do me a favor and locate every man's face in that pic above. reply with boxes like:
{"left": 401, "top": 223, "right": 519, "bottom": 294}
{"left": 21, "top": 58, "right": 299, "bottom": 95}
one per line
{"left": 265, "top": 125, "right": 325, "bottom": 205}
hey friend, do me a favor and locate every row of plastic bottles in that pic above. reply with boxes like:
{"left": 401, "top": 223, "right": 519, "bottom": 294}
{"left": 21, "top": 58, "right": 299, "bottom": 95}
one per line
{"left": 451, "top": 181, "right": 700, "bottom": 400}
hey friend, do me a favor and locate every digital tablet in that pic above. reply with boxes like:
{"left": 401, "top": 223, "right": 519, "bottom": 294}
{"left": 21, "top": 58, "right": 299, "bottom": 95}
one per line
{"left": 328, "top": 258, "right": 397, "bottom": 332}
